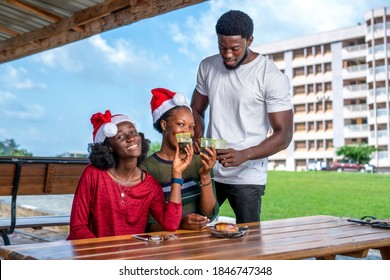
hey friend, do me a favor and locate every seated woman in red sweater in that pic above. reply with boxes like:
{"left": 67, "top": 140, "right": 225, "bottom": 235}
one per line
{"left": 67, "top": 110, "right": 193, "bottom": 240}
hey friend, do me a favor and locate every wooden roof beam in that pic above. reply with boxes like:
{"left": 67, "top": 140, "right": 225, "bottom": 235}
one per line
{"left": 0, "top": 0, "right": 207, "bottom": 63}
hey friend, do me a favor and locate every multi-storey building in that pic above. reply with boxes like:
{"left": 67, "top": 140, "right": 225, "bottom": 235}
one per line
{"left": 253, "top": 6, "right": 390, "bottom": 172}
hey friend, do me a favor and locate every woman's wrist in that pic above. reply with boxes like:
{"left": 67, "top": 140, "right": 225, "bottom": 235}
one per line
{"left": 171, "top": 171, "right": 183, "bottom": 178}
{"left": 199, "top": 174, "right": 212, "bottom": 187}
{"left": 199, "top": 180, "right": 212, "bottom": 188}
{"left": 171, "top": 177, "right": 184, "bottom": 186}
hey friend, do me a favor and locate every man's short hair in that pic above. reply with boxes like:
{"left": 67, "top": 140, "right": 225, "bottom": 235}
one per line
{"left": 215, "top": 10, "right": 253, "bottom": 40}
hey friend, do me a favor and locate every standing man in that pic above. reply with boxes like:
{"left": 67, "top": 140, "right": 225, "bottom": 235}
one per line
{"left": 190, "top": 10, "right": 293, "bottom": 223}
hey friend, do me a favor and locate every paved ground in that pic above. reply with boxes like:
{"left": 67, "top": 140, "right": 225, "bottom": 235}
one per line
{"left": 0, "top": 195, "right": 382, "bottom": 259}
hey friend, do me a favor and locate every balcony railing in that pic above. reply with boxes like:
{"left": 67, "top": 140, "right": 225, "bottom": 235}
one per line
{"left": 344, "top": 104, "right": 368, "bottom": 112}
{"left": 367, "top": 43, "right": 390, "bottom": 54}
{"left": 367, "top": 22, "right": 390, "bottom": 33}
{"left": 346, "top": 64, "right": 367, "bottom": 72}
{"left": 369, "top": 86, "right": 389, "bottom": 97}
{"left": 370, "top": 130, "right": 389, "bottom": 138}
{"left": 369, "top": 108, "right": 389, "bottom": 118}
{"left": 345, "top": 84, "right": 368, "bottom": 92}
{"left": 344, "top": 44, "right": 366, "bottom": 52}
{"left": 344, "top": 124, "right": 369, "bottom": 132}
{"left": 368, "top": 65, "right": 390, "bottom": 75}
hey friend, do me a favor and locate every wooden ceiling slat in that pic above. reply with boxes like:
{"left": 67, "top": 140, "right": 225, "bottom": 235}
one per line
{"left": 6, "top": 0, "right": 62, "bottom": 22}
{"left": 0, "top": 0, "right": 208, "bottom": 63}
{"left": 0, "top": 24, "right": 22, "bottom": 37}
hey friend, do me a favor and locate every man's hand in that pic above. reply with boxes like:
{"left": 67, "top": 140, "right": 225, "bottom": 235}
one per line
{"left": 180, "top": 213, "right": 210, "bottom": 230}
{"left": 192, "top": 137, "right": 202, "bottom": 154}
{"left": 217, "top": 148, "right": 248, "bottom": 167}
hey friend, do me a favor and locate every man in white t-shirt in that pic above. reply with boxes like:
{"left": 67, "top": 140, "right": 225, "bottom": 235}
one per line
{"left": 190, "top": 10, "right": 293, "bottom": 223}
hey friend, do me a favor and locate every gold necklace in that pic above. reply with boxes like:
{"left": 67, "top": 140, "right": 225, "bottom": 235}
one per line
{"left": 113, "top": 169, "right": 142, "bottom": 205}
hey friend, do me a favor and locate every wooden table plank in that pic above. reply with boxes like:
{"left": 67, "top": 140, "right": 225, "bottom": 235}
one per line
{"left": 1, "top": 215, "right": 389, "bottom": 260}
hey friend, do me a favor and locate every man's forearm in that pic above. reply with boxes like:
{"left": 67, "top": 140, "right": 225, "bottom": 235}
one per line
{"left": 243, "top": 130, "right": 292, "bottom": 161}
{"left": 192, "top": 110, "right": 205, "bottom": 139}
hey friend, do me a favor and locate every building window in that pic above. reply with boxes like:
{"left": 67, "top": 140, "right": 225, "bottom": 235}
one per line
{"left": 271, "top": 52, "right": 284, "bottom": 62}
{"left": 308, "top": 140, "right": 315, "bottom": 150}
{"left": 316, "top": 83, "right": 323, "bottom": 93}
{"left": 308, "top": 103, "right": 315, "bottom": 113}
{"left": 293, "top": 49, "right": 304, "bottom": 59}
{"left": 306, "top": 47, "right": 313, "bottom": 57}
{"left": 317, "top": 121, "right": 324, "bottom": 131}
{"left": 307, "top": 84, "right": 314, "bottom": 93}
{"left": 325, "top": 101, "right": 332, "bottom": 111}
{"left": 316, "top": 102, "right": 323, "bottom": 112}
{"left": 308, "top": 122, "right": 315, "bottom": 131}
{"left": 324, "top": 44, "right": 331, "bottom": 54}
{"left": 307, "top": 66, "right": 314, "bottom": 75}
{"left": 325, "top": 82, "right": 332, "bottom": 91}
{"left": 294, "top": 85, "right": 305, "bottom": 95}
{"left": 315, "top": 64, "right": 322, "bottom": 74}
{"left": 325, "top": 139, "right": 333, "bottom": 149}
{"left": 325, "top": 120, "right": 333, "bottom": 130}
{"left": 317, "top": 140, "right": 324, "bottom": 149}
{"left": 295, "top": 141, "right": 306, "bottom": 150}
{"left": 293, "top": 67, "right": 305, "bottom": 77}
{"left": 295, "top": 122, "right": 306, "bottom": 132}
{"left": 294, "top": 104, "right": 305, "bottom": 113}
{"left": 315, "top": 45, "right": 322, "bottom": 56}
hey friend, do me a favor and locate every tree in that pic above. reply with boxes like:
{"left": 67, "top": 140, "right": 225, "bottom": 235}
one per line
{"left": 0, "top": 139, "right": 33, "bottom": 156}
{"left": 148, "top": 141, "right": 161, "bottom": 156}
{"left": 335, "top": 144, "right": 379, "bottom": 164}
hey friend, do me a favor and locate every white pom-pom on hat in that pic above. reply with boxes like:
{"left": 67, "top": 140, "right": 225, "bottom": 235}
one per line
{"left": 173, "top": 93, "right": 186, "bottom": 106}
{"left": 103, "top": 122, "right": 118, "bottom": 138}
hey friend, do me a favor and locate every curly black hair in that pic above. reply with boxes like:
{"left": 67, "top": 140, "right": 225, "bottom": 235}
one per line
{"left": 153, "top": 105, "right": 190, "bottom": 134}
{"left": 215, "top": 10, "right": 253, "bottom": 40}
{"left": 88, "top": 132, "right": 150, "bottom": 170}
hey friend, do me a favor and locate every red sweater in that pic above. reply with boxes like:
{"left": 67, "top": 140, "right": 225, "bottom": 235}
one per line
{"left": 67, "top": 164, "right": 182, "bottom": 240}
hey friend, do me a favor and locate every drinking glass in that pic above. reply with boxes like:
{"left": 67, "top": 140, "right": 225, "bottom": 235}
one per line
{"left": 200, "top": 137, "right": 213, "bottom": 155}
{"left": 175, "top": 132, "right": 191, "bottom": 154}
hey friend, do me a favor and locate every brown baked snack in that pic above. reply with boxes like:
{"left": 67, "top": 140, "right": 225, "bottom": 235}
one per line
{"left": 214, "top": 222, "right": 239, "bottom": 232}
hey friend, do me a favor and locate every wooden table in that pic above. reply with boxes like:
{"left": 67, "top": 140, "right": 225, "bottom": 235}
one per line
{"left": 1, "top": 215, "right": 389, "bottom": 260}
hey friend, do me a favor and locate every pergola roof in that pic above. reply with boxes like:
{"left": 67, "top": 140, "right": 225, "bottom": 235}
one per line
{"left": 0, "top": 0, "right": 206, "bottom": 63}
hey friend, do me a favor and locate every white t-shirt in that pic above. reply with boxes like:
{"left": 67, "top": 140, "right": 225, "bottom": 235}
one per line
{"left": 196, "top": 53, "right": 291, "bottom": 185}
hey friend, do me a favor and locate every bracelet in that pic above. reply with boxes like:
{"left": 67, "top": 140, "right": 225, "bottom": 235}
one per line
{"left": 199, "top": 180, "right": 211, "bottom": 188}
{"left": 171, "top": 178, "right": 184, "bottom": 185}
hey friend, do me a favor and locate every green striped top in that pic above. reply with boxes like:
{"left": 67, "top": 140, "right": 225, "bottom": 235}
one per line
{"left": 140, "top": 153, "right": 219, "bottom": 228}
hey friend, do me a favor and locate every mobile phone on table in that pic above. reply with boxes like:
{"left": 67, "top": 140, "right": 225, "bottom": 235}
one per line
{"left": 132, "top": 234, "right": 152, "bottom": 241}
{"left": 133, "top": 234, "right": 162, "bottom": 242}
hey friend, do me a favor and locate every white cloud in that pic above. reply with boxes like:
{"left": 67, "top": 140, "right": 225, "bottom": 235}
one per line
{"left": 2, "top": 104, "right": 45, "bottom": 121}
{"left": 0, "top": 91, "right": 45, "bottom": 121}
{"left": 170, "top": 0, "right": 389, "bottom": 59}
{"left": 89, "top": 35, "right": 162, "bottom": 70}
{"left": 33, "top": 47, "right": 83, "bottom": 73}
{"left": 0, "top": 91, "right": 16, "bottom": 104}
{"left": 0, "top": 65, "right": 47, "bottom": 90}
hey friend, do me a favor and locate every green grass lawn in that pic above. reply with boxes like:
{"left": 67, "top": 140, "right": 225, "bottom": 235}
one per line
{"left": 218, "top": 171, "right": 390, "bottom": 221}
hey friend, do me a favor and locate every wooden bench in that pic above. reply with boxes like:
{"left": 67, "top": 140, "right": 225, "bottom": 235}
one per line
{"left": 0, "top": 156, "right": 89, "bottom": 245}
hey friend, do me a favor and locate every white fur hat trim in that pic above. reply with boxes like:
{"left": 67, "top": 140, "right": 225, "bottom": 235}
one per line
{"left": 152, "top": 93, "right": 191, "bottom": 124}
{"left": 94, "top": 115, "right": 136, "bottom": 143}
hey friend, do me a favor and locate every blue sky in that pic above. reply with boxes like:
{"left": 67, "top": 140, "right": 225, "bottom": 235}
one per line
{"left": 1, "top": 0, "right": 389, "bottom": 156}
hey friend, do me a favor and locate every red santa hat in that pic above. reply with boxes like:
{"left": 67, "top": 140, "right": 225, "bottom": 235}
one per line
{"left": 150, "top": 87, "right": 191, "bottom": 124}
{"left": 90, "top": 110, "right": 135, "bottom": 143}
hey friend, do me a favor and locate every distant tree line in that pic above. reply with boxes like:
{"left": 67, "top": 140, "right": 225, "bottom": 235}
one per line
{"left": 0, "top": 139, "right": 32, "bottom": 156}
